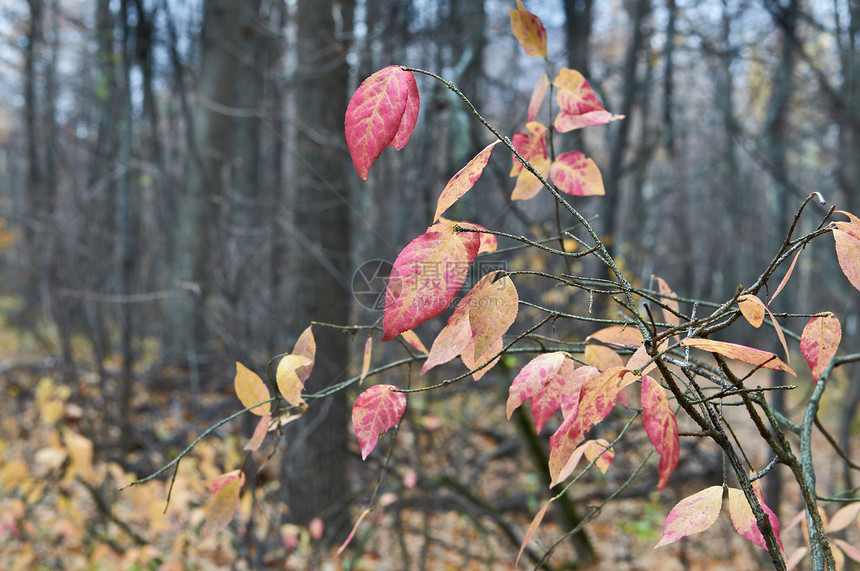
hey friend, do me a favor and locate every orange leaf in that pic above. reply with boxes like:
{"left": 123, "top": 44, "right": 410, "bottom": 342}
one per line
{"left": 516, "top": 498, "right": 554, "bottom": 566}
{"left": 509, "top": 0, "right": 547, "bottom": 58}
{"left": 200, "top": 470, "right": 245, "bottom": 544}
{"left": 582, "top": 439, "right": 615, "bottom": 474}
{"left": 359, "top": 336, "right": 372, "bottom": 386}
{"left": 587, "top": 325, "right": 643, "bottom": 348}
{"left": 769, "top": 249, "right": 802, "bottom": 306}
{"left": 434, "top": 141, "right": 500, "bottom": 221}
{"left": 800, "top": 313, "right": 841, "bottom": 384}
{"left": 738, "top": 294, "right": 766, "bottom": 328}
{"left": 681, "top": 338, "right": 796, "bottom": 376}
{"left": 511, "top": 155, "right": 551, "bottom": 200}
{"left": 276, "top": 354, "right": 312, "bottom": 407}
{"left": 234, "top": 362, "right": 271, "bottom": 416}
{"left": 584, "top": 344, "right": 623, "bottom": 371}
{"left": 641, "top": 375, "right": 679, "bottom": 490}
{"left": 827, "top": 502, "right": 860, "bottom": 532}
{"left": 549, "top": 151, "right": 605, "bottom": 196}
{"left": 527, "top": 73, "right": 549, "bottom": 121}
{"left": 345, "top": 66, "right": 419, "bottom": 180}
{"left": 352, "top": 385, "right": 407, "bottom": 460}
{"left": 655, "top": 486, "right": 723, "bottom": 548}
{"left": 554, "top": 68, "right": 623, "bottom": 132}
{"left": 461, "top": 335, "right": 503, "bottom": 381}
{"left": 400, "top": 330, "right": 428, "bottom": 354}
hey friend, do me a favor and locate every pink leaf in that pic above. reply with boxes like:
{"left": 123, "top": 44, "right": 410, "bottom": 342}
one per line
{"left": 400, "top": 330, "right": 428, "bottom": 354}
{"left": 528, "top": 73, "right": 549, "bottom": 121}
{"left": 382, "top": 226, "right": 471, "bottom": 341}
{"left": 434, "top": 141, "right": 500, "bottom": 222}
{"left": 234, "top": 362, "right": 271, "bottom": 416}
{"left": 834, "top": 539, "right": 860, "bottom": 563}
{"left": 833, "top": 212, "right": 860, "bottom": 292}
{"left": 549, "top": 367, "right": 630, "bottom": 485}
{"left": 345, "top": 66, "right": 419, "bottom": 180}
{"left": 727, "top": 487, "right": 783, "bottom": 550}
{"left": 244, "top": 413, "right": 271, "bottom": 451}
{"left": 509, "top": 0, "right": 547, "bottom": 58}
{"left": 655, "top": 486, "right": 723, "bottom": 548}
{"left": 359, "top": 336, "right": 372, "bottom": 386}
{"left": 423, "top": 271, "right": 518, "bottom": 374}
{"left": 549, "top": 151, "right": 605, "bottom": 196}
{"left": 447, "top": 219, "right": 498, "bottom": 254}
{"left": 641, "top": 375, "right": 679, "bottom": 490}
{"left": 506, "top": 352, "right": 573, "bottom": 432}
{"left": 827, "top": 501, "right": 860, "bottom": 532}
{"left": 516, "top": 498, "right": 554, "bottom": 566}
{"left": 337, "top": 508, "right": 370, "bottom": 555}
{"left": 509, "top": 122, "right": 547, "bottom": 177}
{"left": 292, "top": 325, "right": 316, "bottom": 383}
{"left": 352, "top": 385, "right": 407, "bottom": 460}
{"left": 681, "top": 338, "right": 796, "bottom": 376}
{"left": 800, "top": 313, "right": 841, "bottom": 384}
{"left": 554, "top": 68, "right": 624, "bottom": 132}
{"left": 582, "top": 439, "right": 615, "bottom": 474}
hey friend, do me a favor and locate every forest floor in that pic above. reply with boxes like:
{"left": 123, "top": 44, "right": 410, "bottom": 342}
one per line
{"left": 0, "top": 313, "right": 858, "bottom": 570}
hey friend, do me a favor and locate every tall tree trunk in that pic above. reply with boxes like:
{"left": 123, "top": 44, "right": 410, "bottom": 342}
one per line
{"left": 283, "top": 0, "right": 355, "bottom": 541}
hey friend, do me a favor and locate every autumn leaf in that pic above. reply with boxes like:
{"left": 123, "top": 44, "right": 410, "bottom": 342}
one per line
{"left": 352, "top": 384, "right": 407, "bottom": 460}
{"left": 358, "top": 336, "right": 372, "bottom": 386}
{"left": 800, "top": 313, "right": 841, "bottom": 384}
{"left": 338, "top": 508, "right": 371, "bottom": 555}
{"left": 345, "top": 66, "right": 419, "bottom": 180}
{"left": 516, "top": 498, "right": 554, "bottom": 566}
{"left": 447, "top": 219, "right": 498, "bottom": 254}
{"left": 549, "top": 367, "right": 631, "bottom": 485}
{"left": 527, "top": 73, "right": 549, "bottom": 121}
{"left": 681, "top": 338, "right": 796, "bottom": 376}
{"left": 434, "top": 141, "right": 499, "bottom": 221}
{"left": 554, "top": 68, "right": 623, "bottom": 132}
{"left": 587, "top": 325, "right": 643, "bottom": 348}
{"left": 582, "top": 439, "right": 615, "bottom": 474}
{"left": 506, "top": 352, "right": 577, "bottom": 432}
{"left": 509, "top": 122, "right": 547, "bottom": 177}
{"left": 511, "top": 156, "right": 551, "bottom": 200}
{"left": 655, "top": 486, "right": 723, "bottom": 548}
{"left": 509, "top": 0, "right": 547, "bottom": 58}
{"left": 769, "top": 250, "right": 802, "bottom": 306}
{"left": 244, "top": 413, "right": 271, "bottom": 451}
{"left": 400, "top": 329, "right": 428, "bottom": 354}
{"left": 200, "top": 470, "right": 245, "bottom": 544}
{"left": 423, "top": 270, "right": 518, "bottom": 374}
{"left": 277, "top": 354, "right": 312, "bottom": 407}
{"left": 382, "top": 225, "right": 473, "bottom": 341}
{"left": 641, "top": 376, "right": 679, "bottom": 490}
{"left": 234, "top": 362, "right": 271, "bottom": 416}
{"left": 461, "top": 334, "right": 503, "bottom": 381}
{"left": 549, "top": 151, "right": 605, "bottom": 196}
{"left": 833, "top": 211, "right": 860, "bottom": 292}
{"left": 727, "top": 487, "right": 783, "bottom": 550}
{"left": 827, "top": 501, "right": 860, "bottom": 532}
{"left": 653, "top": 276, "right": 680, "bottom": 330}
{"left": 292, "top": 325, "right": 316, "bottom": 383}
{"left": 738, "top": 294, "right": 766, "bottom": 328}
{"left": 584, "top": 344, "right": 623, "bottom": 371}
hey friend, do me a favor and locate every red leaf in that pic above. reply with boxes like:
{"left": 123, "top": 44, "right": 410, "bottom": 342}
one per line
{"left": 800, "top": 313, "right": 841, "bottom": 384}
{"left": 681, "top": 338, "right": 796, "bottom": 376}
{"left": 352, "top": 384, "right": 407, "bottom": 460}
{"left": 506, "top": 352, "right": 575, "bottom": 432}
{"left": 554, "top": 68, "right": 623, "bottom": 132}
{"left": 434, "top": 141, "right": 500, "bottom": 222}
{"left": 509, "top": 122, "right": 547, "bottom": 177}
{"left": 359, "top": 336, "right": 372, "bottom": 386}
{"left": 509, "top": 0, "right": 547, "bottom": 58}
{"left": 727, "top": 487, "right": 783, "bottom": 551}
{"left": 516, "top": 498, "right": 554, "bottom": 566}
{"left": 641, "top": 375, "right": 679, "bottom": 490}
{"left": 423, "top": 271, "right": 518, "bottom": 373}
{"left": 382, "top": 226, "right": 472, "bottom": 341}
{"left": 655, "top": 486, "right": 723, "bottom": 548}
{"left": 549, "top": 366, "right": 630, "bottom": 485}
{"left": 527, "top": 73, "right": 549, "bottom": 121}
{"left": 200, "top": 470, "right": 245, "bottom": 544}
{"left": 234, "top": 362, "right": 271, "bottom": 416}
{"left": 549, "top": 151, "right": 605, "bottom": 196}
{"left": 345, "top": 66, "right": 419, "bottom": 180}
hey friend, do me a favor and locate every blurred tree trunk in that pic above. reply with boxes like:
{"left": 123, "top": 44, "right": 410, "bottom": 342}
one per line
{"left": 283, "top": 0, "right": 355, "bottom": 541}
{"left": 167, "top": 0, "right": 240, "bottom": 371}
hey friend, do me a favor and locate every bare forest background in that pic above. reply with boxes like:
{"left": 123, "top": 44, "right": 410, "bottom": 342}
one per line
{"left": 3, "top": 0, "right": 860, "bottom": 568}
